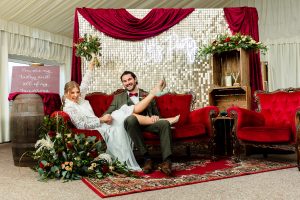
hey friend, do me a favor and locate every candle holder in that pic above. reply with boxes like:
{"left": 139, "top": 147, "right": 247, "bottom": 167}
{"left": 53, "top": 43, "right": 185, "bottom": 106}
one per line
{"left": 231, "top": 71, "right": 240, "bottom": 87}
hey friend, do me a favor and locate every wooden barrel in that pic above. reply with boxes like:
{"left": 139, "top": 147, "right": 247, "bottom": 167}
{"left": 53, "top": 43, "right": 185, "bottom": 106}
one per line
{"left": 10, "top": 94, "right": 44, "bottom": 167}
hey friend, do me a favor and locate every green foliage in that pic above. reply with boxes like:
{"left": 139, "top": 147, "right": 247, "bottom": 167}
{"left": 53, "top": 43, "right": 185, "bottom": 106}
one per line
{"left": 197, "top": 33, "right": 268, "bottom": 59}
{"left": 74, "top": 34, "right": 101, "bottom": 67}
{"left": 33, "top": 115, "right": 132, "bottom": 181}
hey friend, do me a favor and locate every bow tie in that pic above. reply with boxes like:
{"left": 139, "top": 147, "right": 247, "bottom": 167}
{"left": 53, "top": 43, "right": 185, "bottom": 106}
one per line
{"left": 129, "top": 92, "right": 138, "bottom": 97}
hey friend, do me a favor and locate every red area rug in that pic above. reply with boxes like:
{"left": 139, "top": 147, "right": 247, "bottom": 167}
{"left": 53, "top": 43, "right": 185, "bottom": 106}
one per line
{"left": 82, "top": 157, "right": 296, "bottom": 198}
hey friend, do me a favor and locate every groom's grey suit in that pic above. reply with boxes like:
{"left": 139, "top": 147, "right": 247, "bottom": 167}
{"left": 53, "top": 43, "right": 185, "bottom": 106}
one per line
{"left": 104, "top": 89, "right": 172, "bottom": 161}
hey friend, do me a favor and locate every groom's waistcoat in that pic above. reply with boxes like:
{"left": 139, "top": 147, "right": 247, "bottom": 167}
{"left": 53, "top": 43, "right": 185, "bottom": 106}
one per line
{"left": 104, "top": 89, "right": 160, "bottom": 117}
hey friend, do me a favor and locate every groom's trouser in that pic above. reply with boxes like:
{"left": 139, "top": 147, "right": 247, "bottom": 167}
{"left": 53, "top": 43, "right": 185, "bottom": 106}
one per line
{"left": 124, "top": 115, "right": 172, "bottom": 161}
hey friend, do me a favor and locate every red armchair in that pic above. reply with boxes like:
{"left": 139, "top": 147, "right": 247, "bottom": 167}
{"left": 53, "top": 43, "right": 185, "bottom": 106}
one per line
{"left": 53, "top": 91, "right": 219, "bottom": 159}
{"left": 227, "top": 88, "right": 300, "bottom": 169}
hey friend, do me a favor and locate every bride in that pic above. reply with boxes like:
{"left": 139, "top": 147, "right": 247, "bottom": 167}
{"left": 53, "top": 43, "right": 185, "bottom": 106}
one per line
{"left": 62, "top": 59, "right": 179, "bottom": 171}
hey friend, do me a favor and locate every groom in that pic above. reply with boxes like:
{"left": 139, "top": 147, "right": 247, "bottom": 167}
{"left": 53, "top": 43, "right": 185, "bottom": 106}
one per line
{"left": 103, "top": 71, "right": 173, "bottom": 175}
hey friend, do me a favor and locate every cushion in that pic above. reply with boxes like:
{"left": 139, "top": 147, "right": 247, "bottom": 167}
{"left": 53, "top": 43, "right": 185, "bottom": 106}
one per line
{"left": 257, "top": 91, "right": 300, "bottom": 128}
{"left": 155, "top": 94, "right": 192, "bottom": 125}
{"left": 238, "top": 126, "right": 292, "bottom": 143}
{"left": 85, "top": 94, "right": 114, "bottom": 117}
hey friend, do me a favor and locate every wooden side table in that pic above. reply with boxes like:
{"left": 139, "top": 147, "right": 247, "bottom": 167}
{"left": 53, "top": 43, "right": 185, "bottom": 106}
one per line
{"left": 212, "top": 116, "right": 234, "bottom": 156}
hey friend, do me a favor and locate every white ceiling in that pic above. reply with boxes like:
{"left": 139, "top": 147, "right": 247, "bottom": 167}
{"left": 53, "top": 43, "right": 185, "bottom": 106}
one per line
{"left": 0, "top": 0, "right": 235, "bottom": 39}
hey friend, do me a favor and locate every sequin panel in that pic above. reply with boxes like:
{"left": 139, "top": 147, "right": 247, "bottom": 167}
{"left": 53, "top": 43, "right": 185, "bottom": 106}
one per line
{"left": 78, "top": 9, "right": 230, "bottom": 108}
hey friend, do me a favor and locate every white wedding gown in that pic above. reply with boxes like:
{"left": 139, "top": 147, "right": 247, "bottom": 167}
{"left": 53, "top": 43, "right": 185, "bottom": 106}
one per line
{"left": 63, "top": 69, "right": 141, "bottom": 171}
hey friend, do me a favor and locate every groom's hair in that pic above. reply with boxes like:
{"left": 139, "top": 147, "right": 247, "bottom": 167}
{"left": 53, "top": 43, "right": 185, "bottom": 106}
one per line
{"left": 120, "top": 71, "right": 138, "bottom": 84}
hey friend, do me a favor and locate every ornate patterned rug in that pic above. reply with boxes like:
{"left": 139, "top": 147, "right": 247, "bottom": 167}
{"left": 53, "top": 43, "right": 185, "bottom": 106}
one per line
{"left": 82, "top": 157, "right": 296, "bottom": 198}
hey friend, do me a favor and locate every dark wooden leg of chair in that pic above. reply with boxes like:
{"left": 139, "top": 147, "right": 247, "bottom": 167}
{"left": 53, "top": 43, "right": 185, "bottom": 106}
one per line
{"left": 209, "top": 137, "right": 217, "bottom": 161}
{"left": 229, "top": 115, "right": 241, "bottom": 162}
{"left": 236, "top": 144, "right": 242, "bottom": 162}
{"left": 231, "top": 129, "right": 241, "bottom": 162}
{"left": 296, "top": 143, "right": 300, "bottom": 171}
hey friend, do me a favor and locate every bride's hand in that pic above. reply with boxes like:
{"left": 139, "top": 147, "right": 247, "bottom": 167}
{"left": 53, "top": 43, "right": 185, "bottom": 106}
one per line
{"left": 99, "top": 114, "right": 112, "bottom": 125}
{"left": 88, "top": 57, "right": 96, "bottom": 71}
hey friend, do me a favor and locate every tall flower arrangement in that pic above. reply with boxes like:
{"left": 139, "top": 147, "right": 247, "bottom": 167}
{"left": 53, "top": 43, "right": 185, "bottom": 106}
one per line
{"left": 74, "top": 34, "right": 102, "bottom": 67}
{"left": 33, "top": 116, "right": 132, "bottom": 181}
{"left": 197, "top": 33, "right": 267, "bottom": 59}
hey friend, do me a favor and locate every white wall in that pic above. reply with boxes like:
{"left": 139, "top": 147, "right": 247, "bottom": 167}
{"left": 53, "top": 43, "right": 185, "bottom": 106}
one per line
{"left": 0, "top": 19, "right": 72, "bottom": 143}
{"left": 232, "top": 0, "right": 300, "bottom": 91}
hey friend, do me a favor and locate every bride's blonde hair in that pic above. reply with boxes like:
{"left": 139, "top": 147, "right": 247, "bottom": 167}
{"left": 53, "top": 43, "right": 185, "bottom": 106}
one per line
{"left": 62, "top": 81, "right": 80, "bottom": 107}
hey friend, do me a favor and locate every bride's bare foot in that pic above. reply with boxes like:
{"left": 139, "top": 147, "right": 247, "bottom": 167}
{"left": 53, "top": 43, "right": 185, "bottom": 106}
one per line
{"left": 150, "top": 79, "right": 167, "bottom": 96}
{"left": 164, "top": 115, "right": 180, "bottom": 125}
{"left": 160, "top": 78, "right": 166, "bottom": 91}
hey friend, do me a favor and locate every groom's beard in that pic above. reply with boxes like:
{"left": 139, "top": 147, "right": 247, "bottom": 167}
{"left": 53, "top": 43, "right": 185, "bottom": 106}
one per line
{"left": 125, "top": 82, "right": 138, "bottom": 92}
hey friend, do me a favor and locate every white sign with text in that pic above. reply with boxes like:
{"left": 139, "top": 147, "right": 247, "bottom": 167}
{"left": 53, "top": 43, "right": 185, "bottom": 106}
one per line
{"left": 11, "top": 66, "right": 60, "bottom": 93}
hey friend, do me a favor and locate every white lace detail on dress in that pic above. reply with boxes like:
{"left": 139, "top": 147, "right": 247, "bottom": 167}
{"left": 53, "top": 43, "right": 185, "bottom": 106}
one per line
{"left": 63, "top": 99, "right": 101, "bottom": 129}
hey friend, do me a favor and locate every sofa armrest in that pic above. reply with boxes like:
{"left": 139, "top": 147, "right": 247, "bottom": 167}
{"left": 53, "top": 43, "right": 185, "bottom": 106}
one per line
{"left": 50, "top": 111, "right": 104, "bottom": 142}
{"left": 188, "top": 106, "right": 219, "bottom": 135}
{"left": 227, "top": 106, "right": 265, "bottom": 130}
{"left": 294, "top": 107, "right": 300, "bottom": 143}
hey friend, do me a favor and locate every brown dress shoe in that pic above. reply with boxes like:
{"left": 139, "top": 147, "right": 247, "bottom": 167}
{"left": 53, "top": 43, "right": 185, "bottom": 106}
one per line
{"left": 158, "top": 161, "right": 172, "bottom": 176}
{"left": 142, "top": 159, "right": 154, "bottom": 174}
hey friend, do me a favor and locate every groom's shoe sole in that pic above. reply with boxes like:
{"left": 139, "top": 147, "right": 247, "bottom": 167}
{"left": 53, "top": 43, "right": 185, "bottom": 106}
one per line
{"left": 158, "top": 161, "right": 172, "bottom": 176}
{"left": 142, "top": 159, "right": 154, "bottom": 174}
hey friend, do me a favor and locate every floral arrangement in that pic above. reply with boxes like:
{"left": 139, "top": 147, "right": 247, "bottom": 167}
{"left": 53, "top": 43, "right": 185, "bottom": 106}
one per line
{"left": 74, "top": 34, "right": 101, "bottom": 67}
{"left": 197, "top": 33, "right": 267, "bottom": 59}
{"left": 33, "top": 115, "right": 132, "bottom": 181}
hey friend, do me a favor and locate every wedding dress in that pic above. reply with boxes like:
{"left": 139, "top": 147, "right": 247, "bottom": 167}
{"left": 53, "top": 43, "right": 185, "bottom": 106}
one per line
{"left": 63, "top": 69, "right": 141, "bottom": 171}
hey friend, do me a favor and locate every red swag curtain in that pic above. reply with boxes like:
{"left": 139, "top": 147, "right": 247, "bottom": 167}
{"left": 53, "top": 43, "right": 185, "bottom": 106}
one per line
{"left": 224, "top": 7, "right": 263, "bottom": 110}
{"left": 71, "top": 8, "right": 194, "bottom": 84}
{"left": 8, "top": 92, "right": 62, "bottom": 116}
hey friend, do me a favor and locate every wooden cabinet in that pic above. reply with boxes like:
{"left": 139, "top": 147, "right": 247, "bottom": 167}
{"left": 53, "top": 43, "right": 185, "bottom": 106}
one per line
{"left": 211, "top": 48, "right": 250, "bottom": 87}
{"left": 209, "top": 49, "right": 251, "bottom": 110}
{"left": 209, "top": 86, "right": 251, "bottom": 111}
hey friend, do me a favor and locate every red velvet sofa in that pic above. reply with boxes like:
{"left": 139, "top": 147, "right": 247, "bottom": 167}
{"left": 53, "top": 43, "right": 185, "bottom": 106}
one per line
{"left": 52, "top": 91, "right": 219, "bottom": 158}
{"left": 227, "top": 88, "right": 300, "bottom": 169}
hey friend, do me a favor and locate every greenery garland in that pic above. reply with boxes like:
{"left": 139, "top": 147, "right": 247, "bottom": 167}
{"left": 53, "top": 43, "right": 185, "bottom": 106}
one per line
{"left": 197, "top": 33, "right": 267, "bottom": 59}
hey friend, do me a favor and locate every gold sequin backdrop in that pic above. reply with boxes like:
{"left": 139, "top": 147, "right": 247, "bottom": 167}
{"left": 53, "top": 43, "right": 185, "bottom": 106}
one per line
{"left": 78, "top": 9, "right": 230, "bottom": 108}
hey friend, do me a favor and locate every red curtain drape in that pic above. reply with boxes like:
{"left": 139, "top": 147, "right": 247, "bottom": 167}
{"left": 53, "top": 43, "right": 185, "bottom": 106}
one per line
{"left": 71, "top": 8, "right": 194, "bottom": 84}
{"left": 8, "top": 92, "right": 62, "bottom": 116}
{"left": 224, "top": 7, "right": 263, "bottom": 110}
